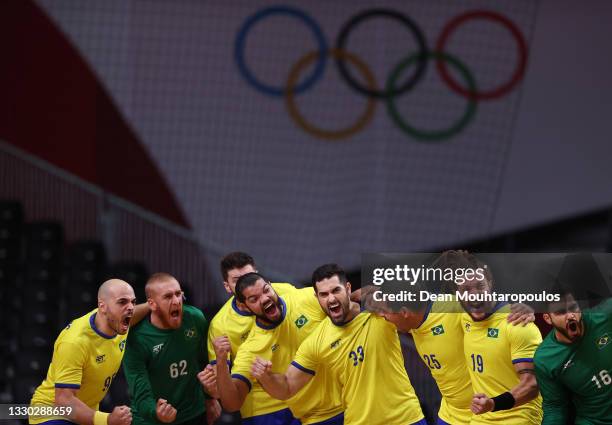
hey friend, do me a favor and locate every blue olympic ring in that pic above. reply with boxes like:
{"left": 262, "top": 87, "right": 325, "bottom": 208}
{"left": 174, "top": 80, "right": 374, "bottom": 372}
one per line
{"left": 234, "top": 6, "right": 328, "bottom": 97}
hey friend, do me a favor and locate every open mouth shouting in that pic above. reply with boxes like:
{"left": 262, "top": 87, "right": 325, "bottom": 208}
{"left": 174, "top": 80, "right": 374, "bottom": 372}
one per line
{"left": 262, "top": 299, "right": 280, "bottom": 321}
{"left": 120, "top": 313, "right": 133, "bottom": 333}
{"left": 566, "top": 319, "right": 581, "bottom": 339}
{"left": 168, "top": 306, "right": 183, "bottom": 328}
{"left": 328, "top": 300, "right": 343, "bottom": 321}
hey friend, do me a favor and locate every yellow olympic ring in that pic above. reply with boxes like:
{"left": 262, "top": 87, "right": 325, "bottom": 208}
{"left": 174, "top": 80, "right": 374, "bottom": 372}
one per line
{"left": 285, "top": 49, "right": 377, "bottom": 141}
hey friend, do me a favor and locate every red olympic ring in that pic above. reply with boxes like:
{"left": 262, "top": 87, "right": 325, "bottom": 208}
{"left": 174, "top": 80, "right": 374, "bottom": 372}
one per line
{"left": 435, "top": 10, "right": 528, "bottom": 101}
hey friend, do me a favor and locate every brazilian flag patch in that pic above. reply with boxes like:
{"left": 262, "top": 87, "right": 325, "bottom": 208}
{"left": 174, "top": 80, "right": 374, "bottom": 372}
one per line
{"left": 487, "top": 328, "right": 499, "bottom": 338}
{"left": 596, "top": 333, "right": 610, "bottom": 350}
{"left": 431, "top": 325, "right": 445, "bottom": 336}
{"left": 295, "top": 314, "right": 308, "bottom": 328}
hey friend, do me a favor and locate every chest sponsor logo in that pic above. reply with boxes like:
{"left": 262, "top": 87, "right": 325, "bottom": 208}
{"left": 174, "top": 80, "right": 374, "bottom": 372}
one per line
{"left": 185, "top": 327, "right": 197, "bottom": 338}
{"left": 330, "top": 339, "right": 341, "bottom": 349}
{"left": 596, "top": 333, "right": 610, "bottom": 350}
{"left": 562, "top": 359, "right": 574, "bottom": 372}
{"left": 271, "top": 343, "right": 279, "bottom": 352}
{"left": 153, "top": 343, "right": 164, "bottom": 354}
{"left": 96, "top": 354, "right": 106, "bottom": 364}
{"left": 119, "top": 340, "right": 126, "bottom": 352}
{"left": 487, "top": 328, "right": 499, "bottom": 338}
{"left": 295, "top": 315, "right": 308, "bottom": 328}
{"left": 431, "top": 325, "right": 445, "bottom": 336}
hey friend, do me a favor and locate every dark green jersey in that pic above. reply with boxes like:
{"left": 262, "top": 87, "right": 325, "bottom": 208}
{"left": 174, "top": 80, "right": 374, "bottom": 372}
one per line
{"left": 124, "top": 305, "right": 210, "bottom": 425}
{"left": 535, "top": 298, "right": 612, "bottom": 425}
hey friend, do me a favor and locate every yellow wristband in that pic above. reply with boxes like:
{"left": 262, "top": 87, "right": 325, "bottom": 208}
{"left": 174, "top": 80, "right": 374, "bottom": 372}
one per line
{"left": 94, "top": 411, "right": 109, "bottom": 425}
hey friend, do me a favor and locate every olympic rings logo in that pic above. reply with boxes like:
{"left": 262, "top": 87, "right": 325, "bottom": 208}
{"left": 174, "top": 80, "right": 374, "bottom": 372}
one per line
{"left": 234, "top": 6, "right": 528, "bottom": 142}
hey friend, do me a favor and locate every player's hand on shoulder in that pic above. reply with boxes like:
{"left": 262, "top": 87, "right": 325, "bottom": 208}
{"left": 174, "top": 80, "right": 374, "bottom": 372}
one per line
{"left": 508, "top": 303, "right": 535, "bottom": 326}
{"left": 156, "top": 398, "right": 177, "bottom": 423}
{"left": 251, "top": 356, "right": 272, "bottom": 380}
{"left": 471, "top": 393, "right": 494, "bottom": 415}
{"left": 198, "top": 364, "right": 219, "bottom": 398}
{"left": 205, "top": 399, "right": 221, "bottom": 425}
{"left": 109, "top": 405, "right": 132, "bottom": 425}
{"left": 212, "top": 336, "right": 231, "bottom": 360}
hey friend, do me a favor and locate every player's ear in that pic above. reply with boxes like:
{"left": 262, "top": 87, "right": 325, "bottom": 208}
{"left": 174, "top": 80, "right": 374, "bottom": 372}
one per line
{"left": 346, "top": 281, "right": 351, "bottom": 293}
{"left": 147, "top": 298, "right": 158, "bottom": 311}
{"left": 223, "top": 280, "right": 234, "bottom": 295}
{"left": 542, "top": 313, "right": 552, "bottom": 325}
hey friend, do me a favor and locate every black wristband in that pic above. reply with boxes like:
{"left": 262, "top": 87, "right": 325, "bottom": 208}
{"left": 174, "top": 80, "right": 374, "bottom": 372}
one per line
{"left": 491, "top": 391, "right": 516, "bottom": 411}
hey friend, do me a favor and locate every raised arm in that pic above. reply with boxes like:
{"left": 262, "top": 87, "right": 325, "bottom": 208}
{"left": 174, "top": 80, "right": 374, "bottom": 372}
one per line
{"left": 471, "top": 361, "right": 539, "bottom": 414}
{"left": 130, "top": 303, "right": 151, "bottom": 325}
{"left": 251, "top": 357, "right": 313, "bottom": 400}
{"left": 51, "top": 341, "right": 131, "bottom": 425}
{"left": 213, "top": 335, "right": 249, "bottom": 412}
{"left": 507, "top": 303, "right": 535, "bottom": 326}
{"left": 509, "top": 361, "right": 540, "bottom": 405}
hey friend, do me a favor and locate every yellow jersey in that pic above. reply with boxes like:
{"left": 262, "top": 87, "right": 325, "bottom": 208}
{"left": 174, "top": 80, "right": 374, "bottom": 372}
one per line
{"left": 207, "top": 283, "right": 296, "bottom": 365}
{"left": 30, "top": 310, "right": 128, "bottom": 424}
{"left": 461, "top": 303, "right": 543, "bottom": 424}
{"left": 294, "top": 312, "right": 424, "bottom": 425}
{"left": 410, "top": 301, "right": 472, "bottom": 424}
{"left": 231, "top": 288, "right": 342, "bottom": 424}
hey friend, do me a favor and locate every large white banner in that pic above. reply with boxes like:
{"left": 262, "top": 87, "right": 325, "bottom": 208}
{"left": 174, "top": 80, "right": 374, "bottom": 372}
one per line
{"left": 34, "top": 0, "right": 612, "bottom": 282}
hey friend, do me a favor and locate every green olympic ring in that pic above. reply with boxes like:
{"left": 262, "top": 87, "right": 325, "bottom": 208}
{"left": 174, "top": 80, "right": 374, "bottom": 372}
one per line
{"left": 385, "top": 52, "right": 477, "bottom": 142}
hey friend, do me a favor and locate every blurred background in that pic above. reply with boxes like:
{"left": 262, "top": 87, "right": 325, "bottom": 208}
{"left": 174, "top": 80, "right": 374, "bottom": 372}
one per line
{"left": 1, "top": 0, "right": 612, "bottom": 424}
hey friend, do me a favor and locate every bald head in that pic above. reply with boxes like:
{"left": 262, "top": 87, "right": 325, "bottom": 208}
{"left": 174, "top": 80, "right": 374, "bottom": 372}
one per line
{"left": 96, "top": 279, "right": 136, "bottom": 336}
{"left": 98, "top": 279, "right": 134, "bottom": 302}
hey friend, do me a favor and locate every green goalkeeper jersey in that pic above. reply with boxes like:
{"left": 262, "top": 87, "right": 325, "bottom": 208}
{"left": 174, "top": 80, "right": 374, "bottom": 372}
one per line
{"left": 124, "top": 305, "right": 210, "bottom": 425}
{"left": 535, "top": 298, "right": 612, "bottom": 425}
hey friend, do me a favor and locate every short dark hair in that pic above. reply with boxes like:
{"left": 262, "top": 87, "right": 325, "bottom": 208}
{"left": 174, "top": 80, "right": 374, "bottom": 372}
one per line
{"left": 235, "top": 272, "right": 268, "bottom": 303}
{"left": 311, "top": 264, "right": 347, "bottom": 292}
{"left": 220, "top": 252, "right": 255, "bottom": 280}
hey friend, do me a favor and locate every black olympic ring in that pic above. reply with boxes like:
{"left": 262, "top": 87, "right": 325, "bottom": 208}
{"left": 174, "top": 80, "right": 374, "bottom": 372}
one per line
{"left": 335, "top": 9, "right": 429, "bottom": 99}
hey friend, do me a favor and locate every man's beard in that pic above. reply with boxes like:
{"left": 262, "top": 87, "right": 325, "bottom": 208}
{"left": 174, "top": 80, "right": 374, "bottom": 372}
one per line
{"left": 252, "top": 299, "right": 283, "bottom": 326}
{"left": 556, "top": 317, "right": 583, "bottom": 341}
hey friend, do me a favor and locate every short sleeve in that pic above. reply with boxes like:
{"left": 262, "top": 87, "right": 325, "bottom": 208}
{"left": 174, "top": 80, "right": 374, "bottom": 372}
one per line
{"left": 509, "top": 322, "right": 543, "bottom": 364}
{"left": 230, "top": 333, "right": 263, "bottom": 389}
{"left": 207, "top": 318, "right": 219, "bottom": 364}
{"left": 53, "top": 342, "right": 87, "bottom": 388}
{"left": 292, "top": 332, "right": 319, "bottom": 376}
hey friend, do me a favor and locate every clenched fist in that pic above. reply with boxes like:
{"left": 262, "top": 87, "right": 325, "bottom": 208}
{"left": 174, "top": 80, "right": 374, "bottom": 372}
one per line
{"left": 198, "top": 364, "right": 219, "bottom": 398}
{"left": 156, "top": 398, "right": 177, "bottom": 423}
{"left": 251, "top": 356, "right": 272, "bottom": 381}
{"left": 471, "top": 393, "right": 494, "bottom": 415}
{"left": 108, "top": 406, "right": 131, "bottom": 425}
{"left": 212, "top": 336, "right": 231, "bottom": 361}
